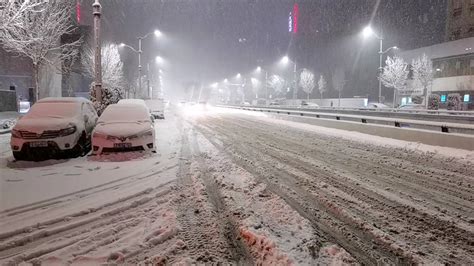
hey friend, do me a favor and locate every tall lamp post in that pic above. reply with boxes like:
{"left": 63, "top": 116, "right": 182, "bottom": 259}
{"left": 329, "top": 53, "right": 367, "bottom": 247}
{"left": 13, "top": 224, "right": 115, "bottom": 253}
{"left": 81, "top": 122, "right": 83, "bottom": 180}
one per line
{"left": 119, "top": 29, "right": 162, "bottom": 97}
{"left": 255, "top": 66, "right": 269, "bottom": 101}
{"left": 92, "top": 0, "right": 102, "bottom": 103}
{"left": 280, "top": 55, "right": 298, "bottom": 100}
{"left": 362, "top": 25, "right": 398, "bottom": 103}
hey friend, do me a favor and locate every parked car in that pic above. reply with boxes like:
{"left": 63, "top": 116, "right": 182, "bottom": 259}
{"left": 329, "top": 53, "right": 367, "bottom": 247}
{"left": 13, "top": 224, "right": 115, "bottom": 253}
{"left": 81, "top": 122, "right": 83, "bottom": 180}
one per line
{"left": 398, "top": 103, "right": 425, "bottom": 110}
{"left": 10, "top": 97, "right": 98, "bottom": 161}
{"left": 92, "top": 103, "right": 156, "bottom": 155}
{"left": 145, "top": 99, "right": 165, "bottom": 119}
{"left": 300, "top": 101, "right": 319, "bottom": 108}
{"left": 366, "top": 103, "right": 390, "bottom": 109}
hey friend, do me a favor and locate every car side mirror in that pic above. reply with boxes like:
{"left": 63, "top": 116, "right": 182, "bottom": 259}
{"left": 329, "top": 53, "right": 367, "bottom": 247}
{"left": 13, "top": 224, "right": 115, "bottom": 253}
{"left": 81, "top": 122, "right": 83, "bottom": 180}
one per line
{"left": 84, "top": 114, "right": 89, "bottom": 123}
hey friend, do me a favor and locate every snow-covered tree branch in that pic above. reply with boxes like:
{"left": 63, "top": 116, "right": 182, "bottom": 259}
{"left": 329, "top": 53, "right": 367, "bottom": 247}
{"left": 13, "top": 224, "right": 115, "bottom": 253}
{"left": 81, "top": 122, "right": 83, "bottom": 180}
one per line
{"left": 0, "top": 0, "right": 82, "bottom": 101}
{"left": 412, "top": 53, "right": 433, "bottom": 108}
{"left": 299, "top": 68, "right": 315, "bottom": 100}
{"left": 318, "top": 75, "right": 327, "bottom": 100}
{"left": 267, "top": 74, "right": 285, "bottom": 97}
{"left": 0, "top": 0, "right": 47, "bottom": 31}
{"left": 83, "top": 42, "right": 125, "bottom": 114}
{"left": 82, "top": 43, "right": 125, "bottom": 93}
{"left": 379, "top": 56, "right": 408, "bottom": 106}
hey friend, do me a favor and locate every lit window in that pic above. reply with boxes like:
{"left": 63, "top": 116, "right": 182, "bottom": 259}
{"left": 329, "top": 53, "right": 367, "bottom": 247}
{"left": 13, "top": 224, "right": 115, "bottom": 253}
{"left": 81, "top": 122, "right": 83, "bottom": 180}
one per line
{"left": 408, "top": 97, "right": 413, "bottom": 103}
{"left": 441, "top": 95, "right": 447, "bottom": 102}
{"left": 464, "top": 94, "right": 470, "bottom": 102}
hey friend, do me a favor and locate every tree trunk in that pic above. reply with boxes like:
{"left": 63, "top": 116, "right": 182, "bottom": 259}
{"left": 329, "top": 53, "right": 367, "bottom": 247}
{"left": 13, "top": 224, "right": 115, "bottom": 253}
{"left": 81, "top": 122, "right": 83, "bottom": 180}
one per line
{"left": 307, "top": 92, "right": 309, "bottom": 100}
{"left": 393, "top": 89, "right": 397, "bottom": 108}
{"left": 33, "top": 64, "right": 40, "bottom": 103}
{"left": 424, "top": 86, "right": 429, "bottom": 109}
{"left": 338, "top": 91, "right": 341, "bottom": 107}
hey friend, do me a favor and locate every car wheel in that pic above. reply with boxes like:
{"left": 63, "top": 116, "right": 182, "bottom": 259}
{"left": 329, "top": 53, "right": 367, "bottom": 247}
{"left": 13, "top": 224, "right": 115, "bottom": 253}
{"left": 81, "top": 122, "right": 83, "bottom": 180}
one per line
{"left": 12, "top": 151, "right": 26, "bottom": 161}
{"left": 72, "top": 132, "right": 88, "bottom": 157}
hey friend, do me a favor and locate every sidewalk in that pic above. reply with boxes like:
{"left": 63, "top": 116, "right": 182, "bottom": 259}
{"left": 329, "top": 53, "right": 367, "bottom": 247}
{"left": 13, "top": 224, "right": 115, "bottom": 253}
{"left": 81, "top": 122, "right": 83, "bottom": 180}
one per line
{"left": 0, "top": 111, "right": 21, "bottom": 134}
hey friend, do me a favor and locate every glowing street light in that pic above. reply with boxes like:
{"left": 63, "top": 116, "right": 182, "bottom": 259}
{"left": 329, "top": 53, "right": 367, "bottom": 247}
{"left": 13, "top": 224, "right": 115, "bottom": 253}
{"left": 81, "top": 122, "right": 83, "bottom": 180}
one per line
{"left": 211, "top": 82, "right": 218, "bottom": 88}
{"left": 256, "top": 66, "right": 262, "bottom": 72}
{"left": 236, "top": 73, "right": 241, "bottom": 79}
{"left": 280, "top": 55, "right": 290, "bottom": 64}
{"left": 154, "top": 29, "right": 163, "bottom": 38}
{"left": 362, "top": 26, "right": 375, "bottom": 38}
{"left": 361, "top": 24, "right": 398, "bottom": 103}
{"left": 155, "top": 56, "right": 164, "bottom": 64}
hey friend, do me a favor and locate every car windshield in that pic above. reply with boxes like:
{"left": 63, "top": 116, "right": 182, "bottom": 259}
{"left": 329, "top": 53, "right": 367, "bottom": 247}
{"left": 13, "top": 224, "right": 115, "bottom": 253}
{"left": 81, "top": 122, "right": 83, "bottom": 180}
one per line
{"left": 27, "top": 102, "right": 80, "bottom": 118}
{"left": 99, "top": 106, "right": 149, "bottom": 123}
{"left": 2, "top": 1, "right": 474, "bottom": 265}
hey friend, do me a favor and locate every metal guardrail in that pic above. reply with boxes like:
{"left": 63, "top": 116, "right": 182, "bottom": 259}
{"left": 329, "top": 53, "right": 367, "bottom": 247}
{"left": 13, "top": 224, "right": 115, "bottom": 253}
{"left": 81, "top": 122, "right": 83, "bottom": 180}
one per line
{"left": 226, "top": 104, "right": 474, "bottom": 124}
{"left": 222, "top": 105, "right": 474, "bottom": 135}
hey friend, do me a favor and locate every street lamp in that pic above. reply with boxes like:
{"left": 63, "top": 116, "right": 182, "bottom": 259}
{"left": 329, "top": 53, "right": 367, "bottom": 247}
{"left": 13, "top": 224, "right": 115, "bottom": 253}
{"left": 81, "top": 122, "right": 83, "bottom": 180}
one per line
{"left": 155, "top": 56, "right": 164, "bottom": 64}
{"left": 236, "top": 73, "right": 241, "bottom": 79}
{"left": 362, "top": 25, "right": 398, "bottom": 103}
{"left": 254, "top": 66, "right": 269, "bottom": 100}
{"left": 119, "top": 29, "right": 163, "bottom": 97}
{"left": 280, "top": 55, "right": 297, "bottom": 99}
{"left": 92, "top": 0, "right": 102, "bottom": 103}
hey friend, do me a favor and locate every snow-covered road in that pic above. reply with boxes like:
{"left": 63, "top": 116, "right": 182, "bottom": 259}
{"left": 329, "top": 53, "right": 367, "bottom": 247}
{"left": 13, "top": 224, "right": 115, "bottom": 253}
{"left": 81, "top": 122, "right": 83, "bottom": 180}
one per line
{"left": 0, "top": 106, "right": 473, "bottom": 265}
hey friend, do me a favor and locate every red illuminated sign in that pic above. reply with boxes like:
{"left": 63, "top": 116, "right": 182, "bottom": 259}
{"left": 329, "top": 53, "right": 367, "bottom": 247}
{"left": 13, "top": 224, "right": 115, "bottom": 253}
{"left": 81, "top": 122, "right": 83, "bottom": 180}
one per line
{"left": 76, "top": 1, "right": 81, "bottom": 24}
{"left": 292, "top": 3, "right": 299, "bottom": 34}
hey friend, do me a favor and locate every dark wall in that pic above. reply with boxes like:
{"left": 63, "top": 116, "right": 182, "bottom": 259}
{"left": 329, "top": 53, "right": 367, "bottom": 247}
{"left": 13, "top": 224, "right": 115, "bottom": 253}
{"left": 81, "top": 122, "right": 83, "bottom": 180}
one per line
{"left": 0, "top": 90, "right": 18, "bottom": 111}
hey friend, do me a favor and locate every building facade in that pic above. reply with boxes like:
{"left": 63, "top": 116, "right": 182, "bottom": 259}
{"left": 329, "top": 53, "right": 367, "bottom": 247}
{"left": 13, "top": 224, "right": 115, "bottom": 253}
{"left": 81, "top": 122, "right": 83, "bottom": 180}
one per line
{"left": 445, "top": 0, "right": 474, "bottom": 41}
{"left": 398, "top": 37, "right": 474, "bottom": 109}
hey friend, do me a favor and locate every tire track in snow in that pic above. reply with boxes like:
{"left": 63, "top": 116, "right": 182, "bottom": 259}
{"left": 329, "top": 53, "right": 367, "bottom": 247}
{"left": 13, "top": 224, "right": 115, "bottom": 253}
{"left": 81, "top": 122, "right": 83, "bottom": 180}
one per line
{"left": 194, "top": 114, "right": 474, "bottom": 264}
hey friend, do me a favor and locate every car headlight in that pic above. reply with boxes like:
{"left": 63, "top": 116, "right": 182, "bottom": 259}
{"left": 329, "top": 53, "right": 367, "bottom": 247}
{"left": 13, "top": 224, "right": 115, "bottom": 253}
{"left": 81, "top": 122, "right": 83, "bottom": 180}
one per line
{"left": 59, "top": 125, "right": 76, "bottom": 136}
{"left": 11, "top": 129, "right": 22, "bottom": 138}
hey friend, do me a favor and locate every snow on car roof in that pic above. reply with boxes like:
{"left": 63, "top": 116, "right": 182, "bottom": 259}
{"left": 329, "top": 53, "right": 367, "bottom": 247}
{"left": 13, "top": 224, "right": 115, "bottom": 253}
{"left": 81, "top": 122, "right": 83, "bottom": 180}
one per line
{"left": 38, "top": 97, "right": 90, "bottom": 103}
{"left": 99, "top": 104, "right": 150, "bottom": 122}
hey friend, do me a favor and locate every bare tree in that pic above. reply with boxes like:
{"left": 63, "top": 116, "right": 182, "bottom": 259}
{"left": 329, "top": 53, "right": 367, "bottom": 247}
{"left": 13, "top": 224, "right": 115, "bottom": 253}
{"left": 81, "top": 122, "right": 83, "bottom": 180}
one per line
{"left": 82, "top": 43, "right": 125, "bottom": 94}
{"left": 318, "top": 74, "right": 327, "bottom": 101}
{"left": 299, "top": 68, "right": 315, "bottom": 100}
{"left": 332, "top": 68, "right": 346, "bottom": 107}
{"left": 412, "top": 53, "right": 433, "bottom": 108}
{"left": 0, "top": 0, "right": 82, "bottom": 101}
{"left": 0, "top": 0, "right": 47, "bottom": 31}
{"left": 267, "top": 74, "right": 285, "bottom": 97}
{"left": 379, "top": 56, "right": 408, "bottom": 107}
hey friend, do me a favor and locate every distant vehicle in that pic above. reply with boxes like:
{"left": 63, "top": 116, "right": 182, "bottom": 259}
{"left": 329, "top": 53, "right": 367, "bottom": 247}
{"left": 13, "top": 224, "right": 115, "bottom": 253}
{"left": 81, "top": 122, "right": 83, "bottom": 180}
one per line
{"left": 300, "top": 101, "right": 319, "bottom": 108}
{"left": 242, "top": 102, "right": 251, "bottom": 105}
{"left": 145, "top": 99, "right": 165, "bottom": 119}
{"left": 10, "top": 97, "right": 98, "bottom": 161}
{"left": 398, "top": 103, "right": 425, "bottom": 110}
{"left": 366, "top": 103, "right": 390, "bottom": 109}
{"left": 92, "top": 104, "right": 156, "bottom": 155}
{"left": 269, "top": 100, "right": 280, "bottom": 106}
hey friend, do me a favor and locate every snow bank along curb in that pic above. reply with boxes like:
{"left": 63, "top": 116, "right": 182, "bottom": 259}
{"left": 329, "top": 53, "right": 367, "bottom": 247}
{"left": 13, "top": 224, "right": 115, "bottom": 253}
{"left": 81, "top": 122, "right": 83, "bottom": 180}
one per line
{"left": 260, "top": 112, "right": 474, "bottom": 151}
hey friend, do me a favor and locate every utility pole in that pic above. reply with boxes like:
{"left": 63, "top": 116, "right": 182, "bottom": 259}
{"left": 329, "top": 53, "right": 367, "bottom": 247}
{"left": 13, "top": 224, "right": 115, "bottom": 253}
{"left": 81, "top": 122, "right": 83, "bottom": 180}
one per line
{"left": 93, "top": 0, "right": 102, "bottom": 103}
{"left": 138, "top": 37, "right": 143, "bottom": 95}
{"left": 292, "top": 60, "right": 297, "bottom": 100}
{"left": 378, "top": 36, "right": 383, "bottom": 103}
{"left": 147, "top": 63, "right": 151, "bottom": 98}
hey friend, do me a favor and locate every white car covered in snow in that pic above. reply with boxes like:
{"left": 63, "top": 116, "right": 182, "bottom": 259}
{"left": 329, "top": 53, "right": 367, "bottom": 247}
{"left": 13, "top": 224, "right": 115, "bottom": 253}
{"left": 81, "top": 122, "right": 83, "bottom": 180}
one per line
{"left": 10, "top": 97, "right": 98, "bottom": 161}
{"left": 92, "top": 103, "right": 156, "bottom": 155}
{"left": 145, "top": 98, "right": 165, "bottom": 119}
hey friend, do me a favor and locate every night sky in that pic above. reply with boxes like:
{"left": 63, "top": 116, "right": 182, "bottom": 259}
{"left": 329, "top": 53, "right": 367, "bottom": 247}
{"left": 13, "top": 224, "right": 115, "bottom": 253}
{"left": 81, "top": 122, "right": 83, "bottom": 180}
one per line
{"left": 80, "top": 0, "right": 447, "bottom": 100}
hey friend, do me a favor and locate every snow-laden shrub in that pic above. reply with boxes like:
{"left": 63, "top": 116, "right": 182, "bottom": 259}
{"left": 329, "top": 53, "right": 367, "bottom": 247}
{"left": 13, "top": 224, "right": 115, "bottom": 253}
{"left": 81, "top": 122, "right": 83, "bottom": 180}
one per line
{"left": 411, "top": 95, "right": 423, "bottom": 104}
{"left": 447, "top": 93, "right": 462, "bottom": 110}
{"left": 89, "top": 83, "right": 124, "bottom": 115}
{"left": 428, "top": 94, "right": 440, "bottom": 110}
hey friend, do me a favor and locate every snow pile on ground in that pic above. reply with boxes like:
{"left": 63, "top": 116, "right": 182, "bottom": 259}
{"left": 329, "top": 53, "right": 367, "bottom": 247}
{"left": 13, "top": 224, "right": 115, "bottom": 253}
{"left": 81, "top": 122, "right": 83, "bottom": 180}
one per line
{"left": 0, "top": 118, "right": 17, "bottom": 134}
